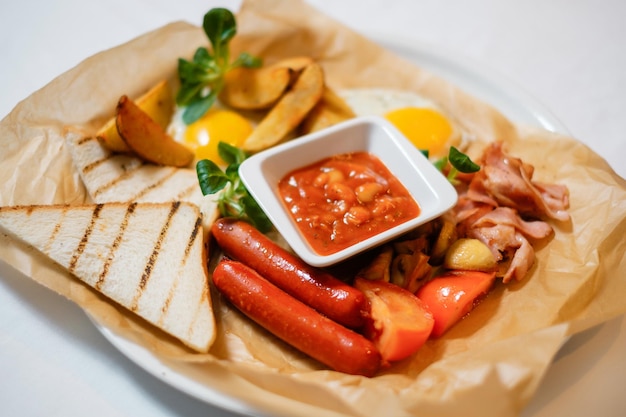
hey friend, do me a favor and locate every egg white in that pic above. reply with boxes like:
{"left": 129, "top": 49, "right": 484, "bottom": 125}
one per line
{"left": 339, "top": 88, "right": 441, "bottom": 117}
{"left": 338, "top": 88, "right": 465, "bottom": 157}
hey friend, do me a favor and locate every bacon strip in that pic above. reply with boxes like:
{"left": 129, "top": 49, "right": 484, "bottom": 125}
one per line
{"left": 452, "top": 142, "right": 569, "bottom": 282}
{"left": 466, "top": 142, "right": 570, "bottom": 222}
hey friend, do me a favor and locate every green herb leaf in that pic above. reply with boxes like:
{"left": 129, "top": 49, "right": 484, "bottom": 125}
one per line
{"left": 203, "top": 8, "right": 237, "bottom": 64}
{"left": 196, "top": 159, "right": 230, "bottom": 195}
{"left": 232, "top": 52, "right": 263, "bottom": 69}
{"left": 433, "top": 147, "right": 480, "bottom": 185}
{"left": 196, "top": 142, "right": 273, "bottom": 233}
{"left": 448, "top": 146, "right": 480, "bottom": 173}
{"left": 218, "top": 141, "right": 248, "bottom": 166}
{"left": 177, "top": 8, "right": 261, "bottom": 124}
{"left": 241, "top": 194, "right": 273, "bottom": 233}
{"left": 182, "top": 92, "right": 217, "bottom": 125}
{"left": 433, "top": 155, "right": 448, "bottom": 172}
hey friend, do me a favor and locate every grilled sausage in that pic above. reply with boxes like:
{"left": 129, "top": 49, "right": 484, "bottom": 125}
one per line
{"left": 212, "top": 259, "right": 382, "bottom": 377}
{"left": 211, "top": 218, "right": 367, "bottom": 329}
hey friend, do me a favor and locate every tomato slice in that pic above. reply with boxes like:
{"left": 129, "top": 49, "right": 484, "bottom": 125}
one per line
{"left": 354, "top": 277, "right": 434, "bottom": 363}
{"left": 415, "top": 270, "right": 496, "bottom": 338}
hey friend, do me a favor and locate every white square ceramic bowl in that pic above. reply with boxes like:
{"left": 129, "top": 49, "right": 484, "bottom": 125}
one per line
{"left": 238, "top": 115, "right": 458, "bottom": 267}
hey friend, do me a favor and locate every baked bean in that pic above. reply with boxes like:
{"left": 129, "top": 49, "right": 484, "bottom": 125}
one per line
{"left": 355, "top": 182, "right": 385, "bottom": 203}
{"left": 326, "top": 168, "right": 345, "bottom": 184}
{"left": 314, "top": 168, "right": 345, "bottom": 187}
{"left": 313, "top": 172, "right": 329, "bottom": 188}
{"left": 278, "top": 152, "right": 420, "bottom": 256}
{"left": 345, "top": 206, "right": 371, "bottom": 226}
{"left": 326, "top": 182, "right": 357, "bottom": 204}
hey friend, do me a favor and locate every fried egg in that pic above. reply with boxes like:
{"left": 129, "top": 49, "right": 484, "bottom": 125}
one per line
{"left": 167, "top": 88, "right": 459, "bottom": 164}
{"left": 339, "top": 88, "right": 460, "bottom": 157}
{"left": 167, "top": 103, "right": 256, "bottom": 166}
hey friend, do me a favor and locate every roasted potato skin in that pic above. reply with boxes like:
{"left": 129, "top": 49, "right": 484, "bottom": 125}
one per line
{"left": 115, "top": 95, "right": 193, "bottom": 167}
{"left": 299, "top": 86, "right": 356, "bottom": 134}
{"left": 242, "top": 63, "right": 325, "bottom": 152}
{"left": 97, "top": 80, "right": 174, "bottom": 152}
{"left": 219, "top": 66, "right": 292, "bottom": 110}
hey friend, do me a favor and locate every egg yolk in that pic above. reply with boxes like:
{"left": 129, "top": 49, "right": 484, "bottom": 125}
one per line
{"left": 183, "top": 109, "right": 253, "bottom": 165}
{"left": 384, "top": 107, "right": 452, "bottom": 156}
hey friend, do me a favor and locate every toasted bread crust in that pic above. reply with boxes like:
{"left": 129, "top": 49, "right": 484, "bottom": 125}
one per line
{"left": 0, "top": 201, "right": 216, "bottom": 352}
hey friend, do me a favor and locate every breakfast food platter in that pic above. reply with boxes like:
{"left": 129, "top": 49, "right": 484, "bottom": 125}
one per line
{"left": 0, "top": 1, "right": 625, "bottom": 417}
{"left": 88, "top": 23, "right": 584, "bottom": 417}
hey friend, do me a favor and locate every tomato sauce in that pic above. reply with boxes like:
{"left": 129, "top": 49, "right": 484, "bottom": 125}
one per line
{"left": 278, "top": 152, "right": 420, "bottom": 255}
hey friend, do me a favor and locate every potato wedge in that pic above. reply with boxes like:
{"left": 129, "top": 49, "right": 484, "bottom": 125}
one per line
{"left": 219, "top": 66, "right": 292, "bottom": 110}
{"left": 268, "top": 56, "right": 316, "bottom": 86}
{"left": 97, "top": 80, "right": 174, "bottom": 153}
{"left": 242, "top": 63, "right": 325, "bottom": 152}
{"left": 300, "top": 86, "right": 356, "bottom": 134}
{"left": 116, "top": 95, "right": 193, "bottom": 167}
{"left": 267, "top": 56, "right": 314, "bottom": 72}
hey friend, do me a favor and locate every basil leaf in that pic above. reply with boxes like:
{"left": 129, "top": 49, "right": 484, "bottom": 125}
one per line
{"left": 176, "top": 8, "right": 260, "bottom": 123}
{"left": 218, "top": 141, "right": 248, "bottom": 166}
{"left": 448, "top": 146, "right": 480, "bottom": 173}
{"left": 177, "top": 58, "right": 203, "bottom": 85}
{"left": 433, "top": 156, "right": 448, "bottom": 172}
{"left": 182, "top": 92, "right": 217, "bottom": 124}
{"left": 203, "top": 8, "right": 236, "bottom": 64}
{"left": 192, "top": 46, "right": 213, "bottom": 64}
{"left": 196, "top": 159, "right": 229, "bottom": 195}
{"left": 232, "top": 52, "right": 263, "bottom": 69}
{"left": 225, "top": 163, "right": 241, "bottom": 180}
{"left": 176, "top": 85, "right": 197, "bottom": 107}
{"left": 241, "top": 194, "right": 272, "bottom": 233}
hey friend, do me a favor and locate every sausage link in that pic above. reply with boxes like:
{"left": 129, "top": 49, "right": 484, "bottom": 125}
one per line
{"left": 211, "top": 218, "right": 367, "bottom": 329}
{"left": 213, "top": 259, "right": 382, "bottom": 377}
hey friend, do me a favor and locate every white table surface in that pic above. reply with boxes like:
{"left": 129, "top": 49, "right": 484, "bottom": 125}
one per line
{"left": 1, "top": 1, "right": 624, "bottom": 416}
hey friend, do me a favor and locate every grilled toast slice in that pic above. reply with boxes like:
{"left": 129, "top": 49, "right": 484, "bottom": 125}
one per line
{"left": 64, "top": 128, "right": 219, "bottom": 233}
{"left": 0, "top": 201, "right": 215, "bottom": 352}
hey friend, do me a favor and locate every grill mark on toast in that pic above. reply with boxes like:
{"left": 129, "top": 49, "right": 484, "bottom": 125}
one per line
{"left": 158, "top": 213, "right": 203, "bottom": 324}
{"left": 187, "top": 283, "right": 210, "bottom": 342}
{"left": 184, "top": 215, "right": 203, "bottom": 262}
{"left": 83, "top": 154, "right": 111, "bottom": 175}
{"left": 76, "top": 137, "right": 113, "bottom": 175}
{"left": 184, "top": 215, "right": 209, "bottom": 341}
{"left": 93, "top": 162, "right": 145, "bottom": 197}
{"left": 129, "top": 167, "right": 178, "bottom": 201}
{"left": 176, "top": 182, "right": 199, "bottom": 200}
{"left": 83, "top": 156, "right": 112, "bottom": 175}
{"left": 158, "top": 279, "right": 178, "bottom": 324}
{"left": 130, "top": 201, "right": 181, "bottom": 312}
{"left": 68, "top": 204, "right": 103, "bottom": 274}
{"left": 44, "top": 206, "right": 67, "bottom": 254}
{"left": 77, "top": 136, "right": 97, "bottom": 146}
{"left": 95, "top": 202, "right": 137, "bottom": 291}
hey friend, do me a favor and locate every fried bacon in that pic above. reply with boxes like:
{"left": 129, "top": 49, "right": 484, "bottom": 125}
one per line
{"left": 466, "top": 142, "right": 570, "bottom": 222}
{"left": 453, "top": 142, "right": 570, "bottom": 283}
{"left": 358, "top": 142, "right": 570, "bottom": 284}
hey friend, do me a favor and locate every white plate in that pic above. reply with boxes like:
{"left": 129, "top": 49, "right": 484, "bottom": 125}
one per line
{"left": 375, "top": 33, "right": 569, "bottom": 135}
{"left": 92, "top": 36, "right": 570, "bottom": 416}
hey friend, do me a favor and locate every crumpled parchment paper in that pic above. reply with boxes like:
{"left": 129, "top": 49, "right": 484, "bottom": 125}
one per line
{"left": 1, "top": 1, "right": 625, "bottom": 416}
